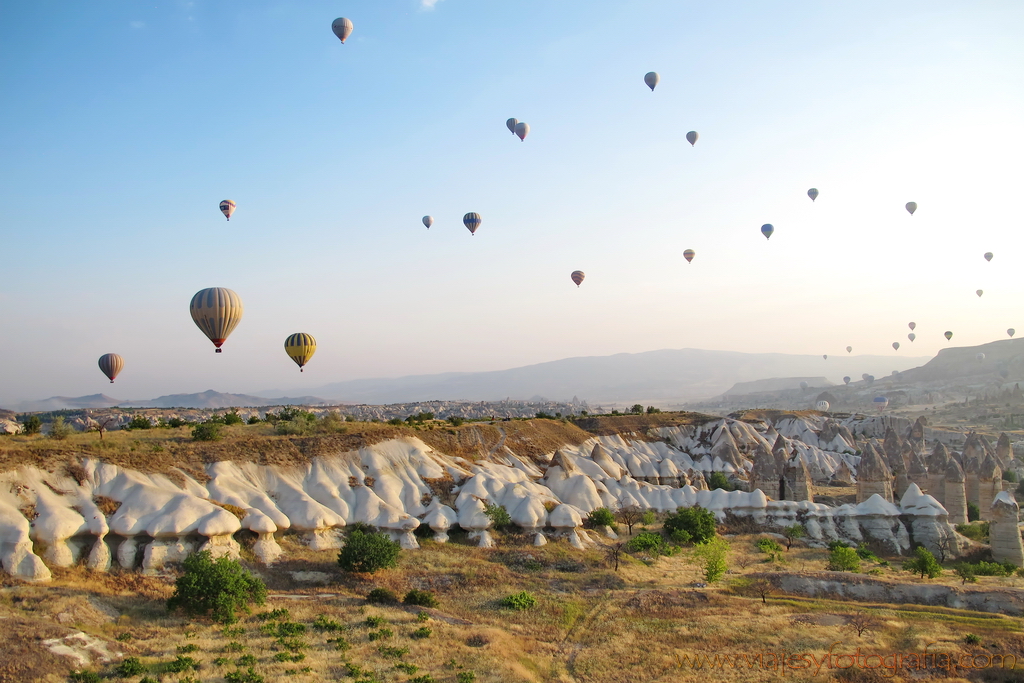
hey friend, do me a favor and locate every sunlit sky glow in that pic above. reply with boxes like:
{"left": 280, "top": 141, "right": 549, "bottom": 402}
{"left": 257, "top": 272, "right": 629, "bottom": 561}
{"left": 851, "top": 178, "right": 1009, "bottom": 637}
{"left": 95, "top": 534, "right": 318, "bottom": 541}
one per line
{"left": 1, "top": 1, "right": 1023, "bottom": 404}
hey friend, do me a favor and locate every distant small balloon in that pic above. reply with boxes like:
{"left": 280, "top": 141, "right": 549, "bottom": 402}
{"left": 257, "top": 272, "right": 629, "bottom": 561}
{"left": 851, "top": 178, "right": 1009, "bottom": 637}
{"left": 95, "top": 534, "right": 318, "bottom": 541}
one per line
{"left": 944, "top": 331, "right": 953, "bottom": 341}
{"left": 686, "top": 131, "right": 698, "bottom": 146}
{"left": 908, "top": 333, "right": 916, "bottom": 342}
{"left": 570, "top": 270, "right": 585, "bottom": 287}
{"left": 463, "top": 212, "right": 482, "bottom": 235}
{"left": 816, "top": 400, "right": 830, "bottom": 412}
{"left": 984, "top": 252, "right": 993, "bottom": 262}
{"left": 977, "top": 353, "right": 986, "bottom": 362}
{"left": 761, "top": 224, "right": 774, "bottom": 240}
{"left": 514, "top": 121, "right": 530, "bottom": 141}
{"left": 908, "top": 322, "right": 916, "bottom": 331}
{"left": 807, "top": 188, "right": 818, "bottom": 202}
{"left": 906, "top": 202, "right": 917, "bottom": 215}
{"left": 822, "top": 354, "right": 828, "bottom": 360}
{"left": 331, "top": 17, "right": 354, "bottom": 43}
{"left": 683, "top": 249, "right": 695, "bottom": 263}
{"left": 892, "top": 342, "right": 900, "bottom": 351}
{"left": 846, "top": 346, "right": 853, "bottom": 354}
{"left": 1001, "top": 369, "right": 1010, "bottom": 379}
{"left": 506, "top": 118, "right": 518, "bottom": 134}
{"left": 862, "top": 373, "right": 871, "bottom": 381}
{"left": 422, "top": 215, "right": 433, "bottom": 229}
{"left": 843, "top": 376, "right": 851, "bottom": 385}
{"left": 1009, "top": 328, "right": 1016, "bottom": 338}
{"left": 219, "top": 200, "right": 236, "bottom": 221}
{"left": 800, "top": 381, "right": 808, "bottom": 390}
{"left": 873, "top": 396, "right": 889, "bottom": 411}
{"left": 644, "top": 72, "right": 660, "bottom": 91}
{"left": 977, "top": 289, "right": 984, "bottom": 298}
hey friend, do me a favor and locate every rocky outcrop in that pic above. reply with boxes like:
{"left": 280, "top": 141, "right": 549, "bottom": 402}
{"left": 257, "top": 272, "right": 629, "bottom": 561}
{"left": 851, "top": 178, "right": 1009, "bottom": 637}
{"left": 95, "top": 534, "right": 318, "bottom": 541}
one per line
{"left": 898, "top": 484, "right": 965, "bottom": 559}
{"left": 997, "top": 433, "right": 1013, "bottom": 469}
{"left": 943, "top": 459, "right": 968, "bottom": 525}
{"left": 978, "top": 455, "right": 1002, "bottom": 521}
{"left": 784, "top": 455, "right": 812, "bottom": 502}
{"left": 830, "top": 460, "right": 855, "bottom": 486}
{"left": 990, "top": 492, "right": 1024, "bottom": 567}
{"left": 927, "top": 443, "right": 949, "bottom": 505}
{"left": 749, "top": 444, "right": 781, "bottom": 500}
{"left": 964, "top": 456, "right": 981, "bottom": 509}
{"left": 856, "top": 443, "right": 893, "bottom": 503}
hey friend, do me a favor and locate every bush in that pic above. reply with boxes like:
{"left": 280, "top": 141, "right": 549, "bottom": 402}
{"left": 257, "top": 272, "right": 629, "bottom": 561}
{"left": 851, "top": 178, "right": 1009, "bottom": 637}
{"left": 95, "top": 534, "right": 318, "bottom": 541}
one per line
{"left": 707, "top": 471, "right": 731, "bottom": 491}
{"left": 366, "top": 587, "right": 399, "bottom": 604}
{"left": 587, "top": 507, "right": 616, "bottom": 528}
{"left": 125, "top": 415, "right": 152, "bottom": 430}
{"left": 167, "top": 417, "right": 188, "bottom": 428}
{"left": 826, "top": 546, "right": 861, "bottom": 572}
{"left": 368, "top": 628, "right": 394, "bottom": 641}
{"left": 404, "top": 589, "right": 439, "bottom": 608}
{"left": 166, "top": 551, "right": 267, "bottom": 624}
{"left": 692, "top": 537, "right": 729, "bottom": 582}
{"left": 447, "top": 416, "right": 464, "bottom": 427}
{"left": 630, "top": 404, "right": 644, "bottom": 414}
{"left": 967, "top": 501, "right": 981, "bottom": 522}
{"left": 20, "top": 415, "right": 41, "bottom": 435}
{"left": 337, "top": 529, "right": 400, "bottom": 573}
{"left": 965, "top": 634, "right": 982, "bottom": 645}
{"left": 191, "top": 421, "right": 223, "bottom": 442}
{"left": 68, "top": 672, "right": 101, "bottom": 683}
{"left": 756, "top": 537, "right": 783, "bottom": 554}
{"left": 640, "top": 509, "right": 656, "bottom": 527}
{"left": 953, "top": 564, "right": 978, "bottom": 585}
{"left": 500, "top": 591, "right": 537, "bottom": 610}
{"left": 482, "top": 501, "right": 512, "bottom": 531}
{"left": 165, "top": 655, "right": 200, "bottom": 673}
{"left": 457, "top": 673, "right": 477, "bottom": 683}
{"left": 962, "top": 560, "right": 1016, "bottom": 577}
{"left": 781, "top": 524, "right": 805, "bottom": 550}
{"left": 663, "top": 506, "right": 716, "bottom": 545}
{"left": 48, "top": 416, "right": 74, "bottom": 440}
{"left": 1003, "top": 470, "right": 1019, "bottom": 483}
{"left": 366, "top": 616, "right": 386, "bottom": 627}
{"left": 221, "top": 410, "right": 244, "bottom": 425}
{"left": 224, "top": 667, "right": 264, "bottom": 683}
{"left": 247, "top": 415, "right": 262, "bottom": 425}
{"left": 626, "top": 531, "right": 668, "bottom": 556}
{"left": 254, "top": 608, "right": 290, "bottom": 621}
{"left": 312, "top": 615, "right": 343, "bottom": 632}
{"left": 410, "top": 626, "right": 432, "bottom": 639}
{"left": 956, "top": 521, "right": 990, "bottom": 542}
{"left": 902, "top": 547, "right": 943, "bottom": 579}
{"left": 113, "top": 657, "right": 147, "bottom": 677}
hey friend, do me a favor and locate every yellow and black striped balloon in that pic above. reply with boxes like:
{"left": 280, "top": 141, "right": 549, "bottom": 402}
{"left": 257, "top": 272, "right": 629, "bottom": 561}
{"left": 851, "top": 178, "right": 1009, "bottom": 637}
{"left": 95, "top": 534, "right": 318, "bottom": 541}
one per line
{"left": 190, "top": 287, "right": 244, "bottom": 353}
{"left": 284, "top": 333, "right": 317, "bottom": 371}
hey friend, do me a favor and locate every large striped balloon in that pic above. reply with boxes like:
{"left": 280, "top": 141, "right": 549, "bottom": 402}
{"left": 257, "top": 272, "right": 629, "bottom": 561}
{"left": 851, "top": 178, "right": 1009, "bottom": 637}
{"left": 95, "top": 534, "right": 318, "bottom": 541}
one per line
{"left": 284, "top": 333, "right": 317, "bottom": 372}
{"left": 98, "top": 353, "right": 124, "bottom": 383}
{"left": 463, "top": 212, "right": 482, "bottom": 235}
{"left": 571, "top": 270, "right": 585, "bottom": 287}
{"left": 683, "top": 249, "right": 695, "bottom": 263}
{"left": 219, "top": 200, "right": 236, "bottom": 221}
{"left": 190, "top": 288, "right": 244, "bottom": 353}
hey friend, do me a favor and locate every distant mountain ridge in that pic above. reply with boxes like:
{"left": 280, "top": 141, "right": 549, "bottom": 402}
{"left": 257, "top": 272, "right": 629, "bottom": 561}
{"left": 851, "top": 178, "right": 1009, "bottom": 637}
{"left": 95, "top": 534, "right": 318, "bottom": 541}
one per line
{"left": 9, "top": 390, "right": 331, "bottom": 412}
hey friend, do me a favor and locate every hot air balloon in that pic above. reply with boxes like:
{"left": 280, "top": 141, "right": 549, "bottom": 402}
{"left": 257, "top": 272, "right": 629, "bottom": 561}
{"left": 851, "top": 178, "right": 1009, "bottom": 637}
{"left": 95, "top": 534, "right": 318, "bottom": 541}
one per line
{"left": 683, "top": 249, "right": 695, "bottom": 263}
{"left": 843, "top": 376, "right": 851, "bottom": 385}
{"left": 977, "top": 353, "right": 986, "bottom": 362}
{"left": 800, "top": 381, "right": 809, "bottom": 391}
{"left": 1000, "top": 369, "right": 1010, "bottom": 379}
{"left": 98, "top": 353, "right": 124, "bottom": 383}
{"left": 892, "top": 342, "right": 900, "bottom": 351}
{"left": 873, "top": 396, "right": 889, "bottom": 412}
{"left": 861, "top": 373, "right": 871, "bottom": 381}
{"left": 284, "top": 333, "right": 317, "bottom": 372}
{"left": 331, "top": 17, "right": 353, "bottom": 43}
{"left": 816, "top": 400, "right": 830, "bottom": 412}
{"left": 1009, "top": 329, "right": 1015, "bottom": 338}
{"left": 823, "top": 354, "right": 828, "bottom": 360}
{"left": 908, "top": 322, "right": 916, "bottom": 331}
{"left": 906, "top": 202, "right": 917, "bottom": 215}
{"left": 846, "top": 346, "right": 853, "bottom": 353}
{"left": 761, "top": 224, "right": 774, "bottom": 240}
{"left": 807, "top": 188, "right": 818, "bottom": 202}
{"left": 944, "top": 331, "right": 953, "bottom": 341}
{"left": 644, "top": 72, "right": 659, "bottom": 91}
{"left": 463, "top": 212, "right": 481, "bottom": 235}
{"left": 190, "top": 287, "right": 243, "bottom": 353}
{"left": 686, "top": 131, "right": 698, "bottom": 146}
{"left": 514, "top": 122, "right": 529, "bottom": 141}
{"left": 506, "top": 118, "right": 518, "bottom": 134}
{"left": 976, "top": 289, "right": 984, "bottom": 298}
{"left": 984, "top": 252, "right": 993, "bottom": 262}
{"left": 219, "top": 200, "right": 236, "bottom": 221}
{"left": 570, "top": 271, "right": 585, "bottom": 287}
{"left": 908, "top": 333, "right": 916, "bottom": 342}
{"left": 422, "top": 215, "right": 433, "bottom": 229}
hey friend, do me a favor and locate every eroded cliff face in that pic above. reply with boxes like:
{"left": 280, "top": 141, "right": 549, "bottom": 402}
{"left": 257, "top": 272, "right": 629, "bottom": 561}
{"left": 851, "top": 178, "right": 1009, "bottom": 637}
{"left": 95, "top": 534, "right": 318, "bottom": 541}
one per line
{"left": 0, "top": 414, "right": 979, "bottom": 581}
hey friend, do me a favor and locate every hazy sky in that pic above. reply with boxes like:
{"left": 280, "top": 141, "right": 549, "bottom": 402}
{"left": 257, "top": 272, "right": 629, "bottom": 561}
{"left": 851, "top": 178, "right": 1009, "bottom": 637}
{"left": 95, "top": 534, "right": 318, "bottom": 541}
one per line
{"left": 2, "top": 1, "right": 1023, "bottom": 404}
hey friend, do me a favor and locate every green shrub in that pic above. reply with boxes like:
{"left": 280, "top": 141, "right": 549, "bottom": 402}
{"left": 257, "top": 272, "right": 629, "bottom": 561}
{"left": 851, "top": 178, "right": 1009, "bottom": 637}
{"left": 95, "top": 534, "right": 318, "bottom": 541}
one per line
{"left": 781, "top": 524, "right": 805, "bottom": 549}
{"left": 167, "top": 417, "right": 188, "bottom": 428}
{"left": 115, "top": 632, "right": 132, "bottom": 642}
{"left": 457, "top": 673, "right": 476, "bottom": 683}
{"left": 166, "top": 550, "right": 267, "bottom": 624}
{"left": 327, "top": 637, "right": 350, "bottom": 651}
{"left": 113, "top": 657, "right": 147, "bottom": 677}
{"left": 640, "top": 509, "right": 656, "bottom": 526}
{"left": 366, "top": 587, "right": 399, "bottom": 604}
{"left": 368, "top": 628, "right": 394, "bottom": 641}
{"left": 410, "top": 676, "right": 435, "bottom": 683}
{"left": 663, "top": 506, "right": 716, "bottom": 545}
{"left": 312, "top": 615, "right": 343, "bottom": 632}
{"left": 337, "top": 530, "right": 400, "bottom": 573}
{"left": 223, "top": 410, "right": 244, "bottom": 425}
{"left": 236, "top": 654, "right": 257, "bottom": 666}
{"left": 586, "top": 507, "right": 616, "bottom": 528}
{"left": 125, "top": 415, "right": 152, "bottom": 431}
{"left": 247, "top": 415, "right": 262, "bottom": 425}
{"left": 902, "top": 547, "right": 943, "bottom": 579}
{"left": 953, "top": 564, "right": 978, "bottom": 585}
{"left": 410, "top": 626, "right": 432, "bottom": 639}
{"left": 1003, "top": 470, "right": 1019, "bottom": 483}
{"left": 191, "top": 421, "right": 222, "bottom": 442}
{"left": 274, "top": 652, "right": 305, "bottom": 662}
{"left": 396, "top": 662, "right": 419, "bottom": 674}
{"left": 377, "top": 645, "right": 409, "bottom": 658}
{"left": 965, "top": 634, "right": 982, "bottom": 645}
{"left": 48, "top": 416, "right": 74, "bottom": 440}
{"left": 254, "top": 608, "right": 290, "bottom": 621}
{"left": 165, "top": 655, "right": 200, "bottom": 673}
{"left": 177, "top": 644, "right": 199, "bottom": 654}
{"left": 500, "top": 591, "right": 537, "bottom": 610}
{"left": 855, "top": 546, "right": 879, "bottom": 562}
{"left": 707, "top": 471, "right": 731, "bottom": 491}
{"left": 447, "top": 416, "right": 464, "bottom": 427}
{"left": 957, "top": 521, "right": 991, "bottom": 543}
{"left": 967, "top": 502, "right": 981, "bottom": 522}
{"left": 224, "top": 667, "right": 264, "bottom": 683}
{"left": 20, "top": 415, "right": 41, "bottom": 435}
{"left": 826, "top": 546, "right": 861, "bottom": 572}
{"left": 963, "top": 560, "right": 1016, "bottom": 577}
{"left": 213, "top": 657, "right": 231, "bottom": 665}
{"left": 416, "top": 611, "right": 430, "bottom": 622}
{"left": 482, "top": 501, "right": 512, "bottom": 531}
{"left": 404, "top": 589, "right": 439, "bottom": 608}
{"left": 274, "top": 622, "right": 306, "bottom": 637}
{"left": 692, "top": 537, "right": 729, "bottom": 582}
{"left": 626, "top": 531, "right": 667, "bottom": 555}
{"left": 755, "top": 537, "right": 782, "bottom": 554}
{"left": 365, "top": 616, "right": 386, "bottom": 627}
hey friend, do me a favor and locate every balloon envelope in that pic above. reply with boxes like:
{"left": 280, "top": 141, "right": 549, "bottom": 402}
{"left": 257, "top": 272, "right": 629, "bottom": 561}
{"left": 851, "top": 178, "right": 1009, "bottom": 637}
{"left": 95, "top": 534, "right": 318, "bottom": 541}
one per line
{"left": 190, "top": 287, "right": 244, "bottom": 352}
{"left": 873, "top": 396, "right": 889, "bottom": 411}
{"left": 644, "top": 72, "right": 659, "bottom": 90}
{"left": 892, "top": 342, "right": 900, "bottom": 351}
{"left": 977, "top": 289, "right": 984, "bottom": 297}
{"left": 843, "top": 376, "right": 851, "bottom": 385}
{"left": 906, "top": 202, "right": 917, "bottom": 215}
{"left": 1001, "top": 369, "right": 1010, "bottom": 379}
{"left": 686, "top": 131, "right": 698, "bottom": 146}
{"left": 761, "top": 224, "right": 774, "bottom": 240}
{"left": 846, "top": 346, "right": 852, "bottom": 353}
{"left": 514, "top": 121, "right": 529, "bottom": 141}
{"left": 977, "top": 353, "right": 986, "bottom": 362}
{"left": 683, "top": 249, "right": 695, "bottom": 263}
{"left": 284, "top": 333, "right": 317, "bottom": 371}
{"left": 463, "top": 212, "right": 481, "bottom": 235}
{"left": 908, "top": 333, "right": 916, "bottom": 342}
{"left": 823, "top": 354, "right": 828, "bottom": 360}
{"left": 807, "top": 188, "right": 818, "bottom": 201}
{"left": 799, "top": 381, "right": 808, "bottom": 390}
{"left": 98, "top": 353, "right": 124, "bottom": 383}
{"left": 944, "top": 331, "right": 953, "bottom": 340}
{"left": 1009, "top": 328, "right": 1016, "bottom": 338}
{"left": 571, "top": 270, "right": 585, "bottom": 287}
{"left": 219, "top": 200, "right": 236, "bottom": 221}
{"left": 908, "top": 322, "right": 916, "bottom": 331}
{"left": 816, "top": 400, "right": 830, "bottom": 412}
{"left": 331, "top": 17, "right": 353, "bottom": 43}
{"left": 506, "top": 118, "right": 518, "bottom": 134}
{"left": 422, "top": 215, "right": 433, "bottom": 229}
{"left": 984, "top": 252, "right": 993, "bottom": 262}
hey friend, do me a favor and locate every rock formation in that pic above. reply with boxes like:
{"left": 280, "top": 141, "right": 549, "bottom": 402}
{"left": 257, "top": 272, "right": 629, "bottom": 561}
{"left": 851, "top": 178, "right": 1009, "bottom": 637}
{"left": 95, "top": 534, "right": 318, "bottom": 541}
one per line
{"left": 784, "top": 454, "right": 813, "bottom": 502}
{"left": 997, "top": 433, "right": 1013, "bottom": 469}
{"left": 749, "top": 444, "right": 781, "bottom": 500}
{"left": 943, "top": 459, "right": 968, "bottom": 525}
{"left": 990, "top": 492, "right": 1024, "bottom": 567}
{"left": 856, "top": 443, "right": 893, "bottom": 503}
{"left": 964, "top": 456, "right": 981, "bottom": 509}
{"left": 927, "top": 443, "right": 949, "bottom": 505}
{"left": 899, "top": 483, "right": 965, "bottom": 560}
{"left": 978, "top": 455, "right": 1002, "bottom": 521}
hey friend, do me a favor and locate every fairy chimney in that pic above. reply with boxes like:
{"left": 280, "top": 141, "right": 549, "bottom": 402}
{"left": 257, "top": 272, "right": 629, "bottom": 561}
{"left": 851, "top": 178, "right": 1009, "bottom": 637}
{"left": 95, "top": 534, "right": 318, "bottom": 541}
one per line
{"left": 963, "top": 434, "right": 985, "bottom": 470}
{"left": 990, "top": 493, "right": 1024, "bottom": 567}
{"left": 749, "top": 444, "right": 781, "bottom": 499}
{"left": 943, "top": 458, "right": 968, "bottom": 526}
{"left": 772, "top": 434, "right": 790, "bottom": 473}
{"left": 711, "top": 428, "right": 745, "bottom": 470}
{"left": 908, "top": 450, "right": 929, "bottom": 492}
{"left": 857, "top": 442, "right": 893, "bottom": 503}
{"left": 908, "top": 416, "right": 926, "bottom": 450}
{"left": 964, "top": 456, "right": 981, "bottom": 509}
{"left": 883, "top": 427, "right": 903, "bottom": 467}
{"left": 927, "top": 442, "right": 949, "bottom": 505}
{"left": 978, "top": 455, "right": 1003, "bottom": 520}
{"left": 784, "top": 454, "right": 813, "bottom": 502}
{"left": 831, "top": 459, "right": 856, "bottom": 486}
{"left": 997, "top": 433, "right": 1013, "bottom": 469}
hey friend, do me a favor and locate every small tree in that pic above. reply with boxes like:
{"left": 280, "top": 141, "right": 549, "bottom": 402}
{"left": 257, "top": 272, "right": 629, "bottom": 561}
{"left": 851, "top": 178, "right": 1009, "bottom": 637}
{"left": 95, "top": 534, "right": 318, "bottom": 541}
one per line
{"left": 640, "top": 509, "right": 656, "bottom": 527}
{"left": 615, "top": 504, "right": 644, "bottom": 535}
{"left": 692, "top": 538, "right": 729, "bottom": 582}
{"left": 482, "top": 501, "right": 512, "bottom": 532}
{"left": 606, "top": 541, "right": 625, "bottom": 572}
{"left": 707, "top": 471, "right": 731, "bottom": 491}
{"left": 126, "top": 415, "right": 152, "bottom": 430}
{"left": 826, "top": 546, "right": 861, "bottom": 572}
{"left": 846, "top": 611, "right": 883, "bottom": 638}
{"left": 223, "top": 410, "right": 244, "bottom": 426}
{"left": 953, "top": 564, "right": 978, "bottom": 585}
{"left": 192, "top": 422, "right": 223, "bottom": 442}
{"left": 738, "top": 577, "right": 776, "bottom": 604}
{"left": 967, "top": 502, "right": 981, "bottom": 522}
{"left": 781, "top": 524, "right": 805, "bottom": 550}
{"left": 20, "top": 415, "right": 41, "bottom": 435}
{"left": 167, "top": 551, "right": 267, "bottom": 624}
{"left": 90, "top": 415, "right": 116, "bottom": 440}
{"left": 902, "top": 547, "right": 943, "bottom": 579}
{"left": 629, "top": 404, "right": 644, "bottom": 415}
{"left": 587, "top": 507, "right": 616, "bottom": 529}
{"left": 663, "top": 506, "right": 716, "bottom": 545}
{"left": 337, "top": 530, "right": 400, "bottom": 573}
{"left": 48, "top": 416, "right": 74, "bottom": 440}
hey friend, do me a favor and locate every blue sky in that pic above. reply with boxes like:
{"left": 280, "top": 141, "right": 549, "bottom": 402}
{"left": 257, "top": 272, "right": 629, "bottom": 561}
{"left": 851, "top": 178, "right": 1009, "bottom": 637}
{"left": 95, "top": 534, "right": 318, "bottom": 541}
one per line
{"left": 1, "top": 1, "right": 1023, "bottom": 403}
